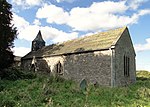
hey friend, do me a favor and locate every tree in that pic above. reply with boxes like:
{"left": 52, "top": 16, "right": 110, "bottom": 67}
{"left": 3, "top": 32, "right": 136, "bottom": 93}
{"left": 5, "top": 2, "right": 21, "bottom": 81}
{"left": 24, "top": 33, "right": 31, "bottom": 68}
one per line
{"left": 0, "top": 0, "right": 17, "bottom": 70}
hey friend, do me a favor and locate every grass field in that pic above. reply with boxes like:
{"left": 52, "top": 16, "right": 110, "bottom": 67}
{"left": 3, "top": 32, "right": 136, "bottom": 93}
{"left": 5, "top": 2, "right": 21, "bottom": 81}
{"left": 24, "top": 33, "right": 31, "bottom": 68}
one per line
{"left": 0, "top": 68, "right": 150, "bottom": 107}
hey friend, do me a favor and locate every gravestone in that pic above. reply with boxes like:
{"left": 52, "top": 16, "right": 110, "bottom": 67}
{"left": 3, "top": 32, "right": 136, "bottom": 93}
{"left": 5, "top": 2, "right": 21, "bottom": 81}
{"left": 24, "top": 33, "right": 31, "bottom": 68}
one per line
{"left": 80, "top": 79, "right": 87, "bottom": 91}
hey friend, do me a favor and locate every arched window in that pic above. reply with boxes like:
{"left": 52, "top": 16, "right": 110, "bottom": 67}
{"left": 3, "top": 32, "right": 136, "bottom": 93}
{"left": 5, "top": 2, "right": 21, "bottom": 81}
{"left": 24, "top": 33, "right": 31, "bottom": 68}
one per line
{"left": 30, "top": 56, "right": 37, "bottom": 72}
{"left": 124, "top": 55, "right": 130, "bottom": 77}
{"left": 56, "top": 61, "right": 63, "bottom": 75}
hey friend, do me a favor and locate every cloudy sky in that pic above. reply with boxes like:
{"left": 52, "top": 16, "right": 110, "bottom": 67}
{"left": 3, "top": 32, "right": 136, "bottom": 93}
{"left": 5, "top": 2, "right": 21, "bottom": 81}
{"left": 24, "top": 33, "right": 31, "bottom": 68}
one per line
{"left": 8, "top": 0, "right": 150, "bottom": 71}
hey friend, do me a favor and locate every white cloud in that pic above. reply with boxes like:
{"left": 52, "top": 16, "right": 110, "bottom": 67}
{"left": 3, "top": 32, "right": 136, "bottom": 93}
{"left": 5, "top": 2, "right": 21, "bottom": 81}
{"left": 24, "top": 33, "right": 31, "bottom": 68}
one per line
{"left": 67, "top": 1, "right": 150, "bottom": 31}
{"left": 16, "top": 24, "right": 79, "bottom": 42}
{"left": 33, "top": 19, "right": 41, "bottom": 25}
{"left": 135, "top": 38, "right": 150, "bottom": 52}
{"left": 12, "top": 13, "right": 29, "bottom": 31}
{"left": 12, "top": 14, "right": 39, "bottom": 41}
{"left": 39, "top": 26, "right": 78, "bottom": 43}
{"left": 26, "top": 0, "right": 42, "bottom": 6}
{"left": 11, "top": 0, "right": 43, "bottom": 8}
{"left": 18, "top": 25, "right": 40, "bottom": 41}
{"left": 55, "top": 0, "right": 75, "bottom": 3}
{"left": 12, "top": 13, "right": 78, "bottom": 42}
{"left": 128, "top": 9, "right": 150, "bottom": 24}
{"left": 67, "top": 1, "right": 128, "bottom": 31}
{"left": 36, "top": 4, "right": 69, "bottom": 24}
{"left": 52, "top": 32, "right": 78, "bottom": 43}
{"left": 12, "top": 47, "right": 30, "bottom": 56}
{"left": 127, "top": 0, "right": 148, "bottom": 10}
{"left": 138, "top": 9, "right": 150, "bottom": 16}
{"left": 89, "top": 1, "right": 127, "bottom": 14}
{"left": 36, "top": 1, "right": 150, "bottom": 32}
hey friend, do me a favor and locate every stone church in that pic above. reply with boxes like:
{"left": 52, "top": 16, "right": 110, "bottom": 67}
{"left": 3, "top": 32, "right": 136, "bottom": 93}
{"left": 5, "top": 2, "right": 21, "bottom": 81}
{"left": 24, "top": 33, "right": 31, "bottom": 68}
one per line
{"left": 21, "top": 27, "right": 136, "bottom": 87}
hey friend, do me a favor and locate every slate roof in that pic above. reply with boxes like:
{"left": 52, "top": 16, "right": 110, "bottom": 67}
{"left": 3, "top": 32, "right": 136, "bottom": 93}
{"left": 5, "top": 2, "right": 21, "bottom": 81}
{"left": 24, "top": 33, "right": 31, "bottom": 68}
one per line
{"left": 33, "top": 30, "right": 45, "bottom": 43}
{"left": 22, "top": 27, "right": 127, "bottom": 59}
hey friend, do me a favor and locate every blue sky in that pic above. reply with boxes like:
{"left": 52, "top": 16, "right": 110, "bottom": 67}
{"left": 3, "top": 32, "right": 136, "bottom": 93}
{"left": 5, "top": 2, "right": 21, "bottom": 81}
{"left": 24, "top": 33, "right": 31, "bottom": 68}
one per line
{"left": 8, "top": 0, "right": 150, "bottom": 71}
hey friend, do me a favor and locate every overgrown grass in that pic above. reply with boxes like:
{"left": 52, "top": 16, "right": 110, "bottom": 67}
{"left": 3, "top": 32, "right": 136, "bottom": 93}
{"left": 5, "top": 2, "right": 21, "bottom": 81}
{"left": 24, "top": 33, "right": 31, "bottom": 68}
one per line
{"left": 0, "top": 69, "right": 150, "bottom": 107}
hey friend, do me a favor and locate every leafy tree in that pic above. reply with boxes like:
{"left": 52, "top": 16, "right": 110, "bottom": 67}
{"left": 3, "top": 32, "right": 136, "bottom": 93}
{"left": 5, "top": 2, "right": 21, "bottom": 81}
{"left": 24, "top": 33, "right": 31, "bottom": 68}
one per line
{"left": 0, "top": 0, "right": 17, "bottom": 71}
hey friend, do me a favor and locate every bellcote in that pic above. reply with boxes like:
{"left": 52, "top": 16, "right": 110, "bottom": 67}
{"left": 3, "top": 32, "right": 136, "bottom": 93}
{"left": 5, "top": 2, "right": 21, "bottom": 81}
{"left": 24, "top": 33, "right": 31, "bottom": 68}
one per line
{"left": 31, "top": 30, "right": 45, "bottom": 51}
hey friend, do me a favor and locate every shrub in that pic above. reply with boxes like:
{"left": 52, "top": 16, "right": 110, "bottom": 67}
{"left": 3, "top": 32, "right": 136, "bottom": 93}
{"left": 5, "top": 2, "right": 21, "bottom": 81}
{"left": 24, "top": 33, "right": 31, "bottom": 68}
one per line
{"left": 136, "top": 70, "right": 150, "bottom": 79}
{"left": 0, "top": 100, "right": 16, "bottom": 107}
{"left": 0, "top": 67, "right": 36, "bottom": 80}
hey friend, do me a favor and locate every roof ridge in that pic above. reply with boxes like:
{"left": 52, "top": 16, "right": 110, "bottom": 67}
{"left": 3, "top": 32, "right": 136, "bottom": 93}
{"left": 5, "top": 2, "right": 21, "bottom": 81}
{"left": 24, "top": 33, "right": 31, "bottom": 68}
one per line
{"left": 56, "top": 27, "right": 126, "bottom": 46}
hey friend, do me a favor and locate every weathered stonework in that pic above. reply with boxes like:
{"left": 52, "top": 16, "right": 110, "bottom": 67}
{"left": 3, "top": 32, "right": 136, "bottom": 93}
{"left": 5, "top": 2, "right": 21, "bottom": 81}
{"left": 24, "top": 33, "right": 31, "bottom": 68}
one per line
{"left": 114, "top": 28, "right": 136, "bottom": 86}
{"left": 43, "top": 56, "right": 65, "bottom": 75}
{"left": 21, "top": 27, "right": 136, "bottom": 87}
{"left": 63, "top": 50, "right": 111, "bottom": 86}
{"left": 22, "top": 50, "right": 111, "bottom": 86}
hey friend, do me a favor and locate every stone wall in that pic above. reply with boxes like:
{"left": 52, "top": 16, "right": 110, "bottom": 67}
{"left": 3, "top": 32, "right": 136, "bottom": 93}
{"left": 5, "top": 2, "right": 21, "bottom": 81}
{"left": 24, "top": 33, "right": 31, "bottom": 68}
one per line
{"left": 43, "top": 56, "right": 65, "bottom": 76}
{"left": 21, "top": 58, "right": 50, "bottom": 73}
{"left": 63, "top": 50, "right": 112, "bottom": 86}
{"left": 21, "top": 59, "right": 31, "bottom": 70}
{"left": 114, "top": 29, "right": 136, "bottom": 86}
{"left": 21, "top": 29, "right": 136, "bottom": 87}
{"left": 21, "top": 50, "right": 112, "bottom": 86}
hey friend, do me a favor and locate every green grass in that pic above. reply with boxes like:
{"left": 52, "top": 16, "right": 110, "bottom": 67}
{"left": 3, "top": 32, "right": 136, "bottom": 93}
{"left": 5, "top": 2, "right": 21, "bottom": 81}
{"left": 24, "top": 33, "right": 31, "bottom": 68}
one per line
{"left": 0, "top": 70, "right": 150, "bottom": 107}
